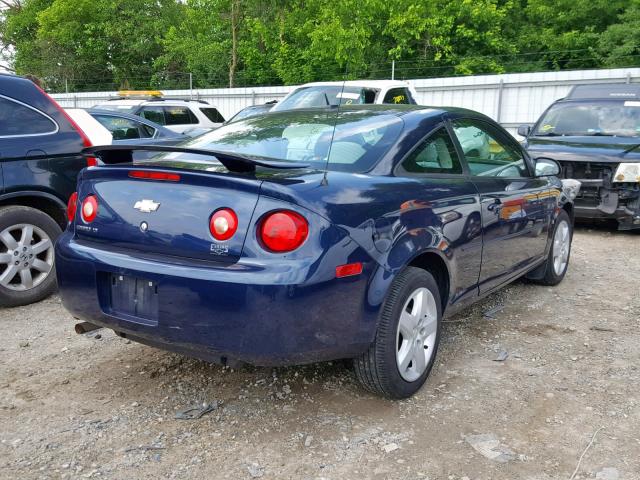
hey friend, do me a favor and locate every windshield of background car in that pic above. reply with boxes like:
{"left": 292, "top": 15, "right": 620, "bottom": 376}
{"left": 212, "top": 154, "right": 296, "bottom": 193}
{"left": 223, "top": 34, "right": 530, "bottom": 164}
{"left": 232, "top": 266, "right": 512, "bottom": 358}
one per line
{"left": 151, "top": 109, "right": 403, "bottom": 173}
{"left": 93, "top": 103, "right": 137, "bottom": 113}
{"left": 273, "top": 86, "right": 379, "bottom": 111}
{"left": 534, "top": 101, "right": 640, "bottom": 137}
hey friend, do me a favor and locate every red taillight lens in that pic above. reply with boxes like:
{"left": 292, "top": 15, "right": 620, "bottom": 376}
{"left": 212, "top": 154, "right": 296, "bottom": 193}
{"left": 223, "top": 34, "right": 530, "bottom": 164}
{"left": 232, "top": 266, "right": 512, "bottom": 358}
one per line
{"left": 67, "top": 192, "right": 78, "bottom": 222}
{"left": 81, "top": 195, "right": 98, "bottom": 223}
{"left": 209, "top": 208, "right": 238, "bottom": 241}
{"left": 129, "top": 170, "right": 181, "bottom": 181}
{"left": 259, "top": 210, "right": 308, "bottom": 253}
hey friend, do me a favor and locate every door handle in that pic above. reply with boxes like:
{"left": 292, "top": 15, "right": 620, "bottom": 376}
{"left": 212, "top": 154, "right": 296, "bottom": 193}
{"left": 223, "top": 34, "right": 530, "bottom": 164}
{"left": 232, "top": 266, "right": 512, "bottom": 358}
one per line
{"left": 487, "top": 198, "right": 502, "bottom": 212}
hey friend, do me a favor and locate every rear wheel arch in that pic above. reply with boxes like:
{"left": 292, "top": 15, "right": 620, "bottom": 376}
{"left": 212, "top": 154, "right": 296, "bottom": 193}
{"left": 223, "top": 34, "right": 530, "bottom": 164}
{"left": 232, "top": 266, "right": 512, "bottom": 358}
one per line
{"left": 0, "top": 193, "right": 67, "bottom": 229}
{"left": 407, "top": 250, "right": 451, "bottom": 313}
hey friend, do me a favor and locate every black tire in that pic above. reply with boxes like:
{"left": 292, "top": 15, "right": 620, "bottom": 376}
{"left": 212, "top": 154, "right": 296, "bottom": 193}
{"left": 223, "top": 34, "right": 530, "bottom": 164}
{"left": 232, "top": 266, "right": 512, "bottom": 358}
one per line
{"left": 0, "top": 206, "right": 62, "bottom": 307}
{"left": 353, "top": 267, "right": 442, "bottom": 399}
{"left": 530, "top": 209, "right": 572, "bottom": 286}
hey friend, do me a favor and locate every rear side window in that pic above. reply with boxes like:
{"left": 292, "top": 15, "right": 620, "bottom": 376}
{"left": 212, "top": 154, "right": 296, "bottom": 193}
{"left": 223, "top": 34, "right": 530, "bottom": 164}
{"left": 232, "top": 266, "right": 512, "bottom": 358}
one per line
{"left": 200, "top": 107, "right": 225, "bottom": 123}
{"left": 383, "top": 88, "right": 413, "bottom": 105}
{"left": 93, "top": 114, "right": 155, "bottom": 140}
{"left": 399, "top": 128, "right": 463, "bottom": 175}
{"left": 139, "top": 106, "right": 165, "bottom": 125}
{"left": 163, "top": 106, "right": 198, "bottom": 125}
{"left": 0, "top": 96, "right": 57, "bottom": 137}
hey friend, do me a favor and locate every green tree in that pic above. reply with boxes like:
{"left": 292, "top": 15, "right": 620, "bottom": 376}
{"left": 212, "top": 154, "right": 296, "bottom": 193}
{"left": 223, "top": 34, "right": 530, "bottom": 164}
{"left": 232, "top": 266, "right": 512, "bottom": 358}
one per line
{"left": 2, "top": 0, "right": 183, "bottom": 90}
{"left": 509, "top": 0, "right": 627, "bottom": 71}
{"left": 598, "top": 0, "right": 640, "bottom": 68}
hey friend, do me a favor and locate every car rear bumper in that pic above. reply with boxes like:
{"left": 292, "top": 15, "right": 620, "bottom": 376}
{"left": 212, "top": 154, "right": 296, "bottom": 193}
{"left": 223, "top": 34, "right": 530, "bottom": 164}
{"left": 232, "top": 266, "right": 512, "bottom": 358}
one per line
{"left": 55, "top": 233, "right": 380, "bottom": 366}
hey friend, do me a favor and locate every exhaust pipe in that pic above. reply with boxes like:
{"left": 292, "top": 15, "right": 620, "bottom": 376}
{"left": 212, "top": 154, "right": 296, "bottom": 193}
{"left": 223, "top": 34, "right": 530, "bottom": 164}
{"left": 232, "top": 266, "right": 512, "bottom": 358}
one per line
{"left": 75, "top": 322, "right": 102, "bottom": 335}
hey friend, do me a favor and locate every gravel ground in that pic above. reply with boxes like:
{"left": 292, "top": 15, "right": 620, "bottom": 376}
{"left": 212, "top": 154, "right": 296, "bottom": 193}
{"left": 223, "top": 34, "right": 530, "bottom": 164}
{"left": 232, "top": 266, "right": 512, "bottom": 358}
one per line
{"left": 1, "top": 226, "right": 639, "bottom": 480}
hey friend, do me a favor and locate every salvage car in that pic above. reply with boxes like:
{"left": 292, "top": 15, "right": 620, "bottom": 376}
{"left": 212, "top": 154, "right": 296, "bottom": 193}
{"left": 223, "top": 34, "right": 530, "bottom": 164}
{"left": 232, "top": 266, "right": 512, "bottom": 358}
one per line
{"left": 519, "top": 84, "right": 640, "bottom": 229}
{"left": 56, "top": 105, "right": 574, "bottom": 399}
{"left": 271, "top": 80, "right": 418, "bottom": 111}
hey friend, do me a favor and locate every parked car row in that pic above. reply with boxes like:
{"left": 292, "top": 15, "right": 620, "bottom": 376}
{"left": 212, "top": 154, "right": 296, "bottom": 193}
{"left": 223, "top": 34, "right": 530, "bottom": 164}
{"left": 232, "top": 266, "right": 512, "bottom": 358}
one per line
{"left": 0, "top": 72, "right": 635, "bottom": 399}
{"left": 93, "top": 91, "right": 225, "bottom": 135}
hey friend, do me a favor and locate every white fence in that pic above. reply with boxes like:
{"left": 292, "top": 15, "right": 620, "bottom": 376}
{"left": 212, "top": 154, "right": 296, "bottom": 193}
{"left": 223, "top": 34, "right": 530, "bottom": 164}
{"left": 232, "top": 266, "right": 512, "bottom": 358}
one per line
{"left": 51, "top": 67, "right": 640, "bottom": 137}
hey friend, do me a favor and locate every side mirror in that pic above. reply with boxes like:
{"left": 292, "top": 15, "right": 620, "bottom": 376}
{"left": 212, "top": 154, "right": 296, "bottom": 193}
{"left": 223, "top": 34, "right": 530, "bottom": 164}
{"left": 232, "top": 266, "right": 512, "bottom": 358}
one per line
{"left": 517, "top": 125, "right": 531, "bottom": 137}
{"left": 534, "top": 157, "right": 560, "bottom": 177}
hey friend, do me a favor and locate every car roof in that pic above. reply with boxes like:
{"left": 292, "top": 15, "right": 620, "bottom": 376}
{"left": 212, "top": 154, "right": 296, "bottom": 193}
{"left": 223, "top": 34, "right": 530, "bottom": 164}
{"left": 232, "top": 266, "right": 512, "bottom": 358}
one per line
{"left": 254, "top": 104, "right": 480, "bottom": 120}
{"left": 88, "top": 107, "right": 157, "bottom": 121}
{"left": 564, "top": 83, "right": 640, "bottom": 101}
{"left": 295, "top": 80, "right": 413, "bottom": 89}
{"left": 95, "top": 98, "right": 210, "bottom": 106}
{"left": 86, "top": 108, "right": 181, "bottom": 136}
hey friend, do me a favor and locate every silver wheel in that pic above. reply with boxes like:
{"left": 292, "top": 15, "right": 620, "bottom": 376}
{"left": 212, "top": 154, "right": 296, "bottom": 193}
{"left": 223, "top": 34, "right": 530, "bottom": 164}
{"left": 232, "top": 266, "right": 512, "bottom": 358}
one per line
{"left": 552, "top": 219, "right": 570, "bottom": 276}
{"left": 0, "top": 223, "right": 54, "bottom": 291}
{"left": 396, "top": 287, "right": 438, "bottom": 382}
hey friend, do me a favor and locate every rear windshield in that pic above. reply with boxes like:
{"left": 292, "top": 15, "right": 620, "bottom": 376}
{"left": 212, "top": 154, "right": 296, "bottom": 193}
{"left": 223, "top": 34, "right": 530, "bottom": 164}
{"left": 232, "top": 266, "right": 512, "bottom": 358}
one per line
{"left": 152, "top": 108, "right": 404, "bottom": 173}
{"left": 273, "top": 86, "right": 379, "bottom": 111}
{"left": 227, "top": 105, "right": 272, "bottom": 123}
{"left": 534, "top": 100, "right": 640, "bottom": 137}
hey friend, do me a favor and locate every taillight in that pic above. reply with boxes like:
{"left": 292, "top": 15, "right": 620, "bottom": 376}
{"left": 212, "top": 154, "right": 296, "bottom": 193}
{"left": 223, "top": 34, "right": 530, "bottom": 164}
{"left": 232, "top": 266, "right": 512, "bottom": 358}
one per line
{"left": 209, "top": 208, "right": 238, "bottom": 241}
{"left": 67, "top": 192, "right": 78, "bottom": 222}
{"left": 32, "top": 82, "right": 96, "bottom": 167}
{"left": 129, "top": 170, "right": 181, "bottom": 181}
{"left": 81, "top": 195, "right": 98, "bottom": 223}
{"left": 259, "top": 210, "right": 308, "bottom": 253}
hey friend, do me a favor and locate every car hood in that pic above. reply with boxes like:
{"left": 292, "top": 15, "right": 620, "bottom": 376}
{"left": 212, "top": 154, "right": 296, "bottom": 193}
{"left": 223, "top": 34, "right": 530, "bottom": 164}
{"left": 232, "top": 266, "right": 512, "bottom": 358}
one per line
{"left": 525, "top": 136, "right": 640, "bottom": 164}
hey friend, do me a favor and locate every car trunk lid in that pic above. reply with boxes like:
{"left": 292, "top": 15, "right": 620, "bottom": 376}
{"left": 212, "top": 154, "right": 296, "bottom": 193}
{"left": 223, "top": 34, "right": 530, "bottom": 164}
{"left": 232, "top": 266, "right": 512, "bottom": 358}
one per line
{"left": 75, "top": 164, "right": 262, "bottom": 262}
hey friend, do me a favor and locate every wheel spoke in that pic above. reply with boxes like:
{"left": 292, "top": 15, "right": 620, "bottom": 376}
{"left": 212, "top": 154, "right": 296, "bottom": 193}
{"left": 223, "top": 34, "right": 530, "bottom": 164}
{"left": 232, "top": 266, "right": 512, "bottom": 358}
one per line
{"left": 19, "top": 225, "right": 34, "bottom": 246}
{"left": 422, "top": 315, "right": 438, "bottom": 338}
{"left": 32, "top": 259, "right": 51, "bottom": 273}
{"left": 397, "top": 341, "right": 414, "bottom": 372}
{"left": 0, "top": 253, "right": 13, "bottom": 264}
{"left": 412, "top": 344, "right": 427, "bottom": 374}
{"left": 31, "top": 239, "right": 52, "bottom": 255}
{"left": 0, "top": 230, "right": 18, "bottom": 250}
{"left": 398, "top": 310, "right": 416, "bottom": 337}
{"left": 0, "top": 264, "right": 19, "bottom": 286}
{"left": 19, "top": 269, "right": 33, "bottom": 289}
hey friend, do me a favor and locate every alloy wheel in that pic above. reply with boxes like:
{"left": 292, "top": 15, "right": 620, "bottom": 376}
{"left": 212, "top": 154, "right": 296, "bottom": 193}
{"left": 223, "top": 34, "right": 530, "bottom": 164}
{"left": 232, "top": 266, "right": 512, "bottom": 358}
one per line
{"left": 396, "top": 287, "right": 438, "bottom": 382}
{"left": 552, "top": 220, "right": 570, "bottom": 276}
{"left": 0, "top": 223, "right": 54, "bottom": 291}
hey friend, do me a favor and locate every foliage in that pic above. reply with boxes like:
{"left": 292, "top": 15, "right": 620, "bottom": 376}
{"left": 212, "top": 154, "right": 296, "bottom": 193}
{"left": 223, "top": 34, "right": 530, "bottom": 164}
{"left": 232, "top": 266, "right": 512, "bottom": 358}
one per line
{"left": 1, "top": 0, "right": 639, "bottom": 92}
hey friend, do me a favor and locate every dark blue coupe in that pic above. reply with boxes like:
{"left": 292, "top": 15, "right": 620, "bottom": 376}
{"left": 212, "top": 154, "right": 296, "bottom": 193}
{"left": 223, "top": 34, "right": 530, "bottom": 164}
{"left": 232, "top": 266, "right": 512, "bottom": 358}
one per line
{"left": 56, "top": 106, "right": 574, "bottom": 398}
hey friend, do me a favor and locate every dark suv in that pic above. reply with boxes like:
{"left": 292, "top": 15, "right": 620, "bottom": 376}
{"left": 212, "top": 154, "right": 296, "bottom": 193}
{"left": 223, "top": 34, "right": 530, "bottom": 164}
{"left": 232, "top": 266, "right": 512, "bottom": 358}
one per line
{"left": 519, "top": 84, "right": 640, "bottom": 230}
{"left": 0, "top": 74, "right": 91, "bottom": 306}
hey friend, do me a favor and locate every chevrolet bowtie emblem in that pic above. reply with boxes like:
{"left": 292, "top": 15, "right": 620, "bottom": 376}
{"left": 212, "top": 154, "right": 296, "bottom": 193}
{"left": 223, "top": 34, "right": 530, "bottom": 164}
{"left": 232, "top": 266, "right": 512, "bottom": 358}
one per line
{"left": 133, "top": 199, "right": 160, "bottom": 213}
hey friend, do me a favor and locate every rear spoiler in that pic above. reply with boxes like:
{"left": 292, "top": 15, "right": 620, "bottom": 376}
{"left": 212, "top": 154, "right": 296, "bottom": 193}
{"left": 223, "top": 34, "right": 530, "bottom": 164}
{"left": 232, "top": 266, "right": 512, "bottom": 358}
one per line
{"left": 82, "top": 145, "right": 309, "bottom": 173}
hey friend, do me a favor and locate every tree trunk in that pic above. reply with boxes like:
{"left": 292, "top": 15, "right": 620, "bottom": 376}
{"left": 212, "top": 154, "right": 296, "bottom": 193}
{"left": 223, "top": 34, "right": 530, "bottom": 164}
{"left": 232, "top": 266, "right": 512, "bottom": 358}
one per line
{"left": 229, "top": 0, "right": 240, "bottom": 88}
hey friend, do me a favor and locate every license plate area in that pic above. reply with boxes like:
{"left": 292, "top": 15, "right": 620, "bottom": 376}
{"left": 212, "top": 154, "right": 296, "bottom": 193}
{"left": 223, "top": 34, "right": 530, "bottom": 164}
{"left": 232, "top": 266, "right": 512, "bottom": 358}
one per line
{"left": 109, "top": 274, "right": 159, "bottom": 323}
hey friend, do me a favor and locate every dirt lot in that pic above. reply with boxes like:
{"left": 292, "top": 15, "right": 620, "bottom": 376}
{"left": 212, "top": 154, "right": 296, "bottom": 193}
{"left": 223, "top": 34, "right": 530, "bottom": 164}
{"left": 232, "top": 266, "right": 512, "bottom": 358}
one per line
{"left": 1, "top": 226, "right": 639, "bottom": 480}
